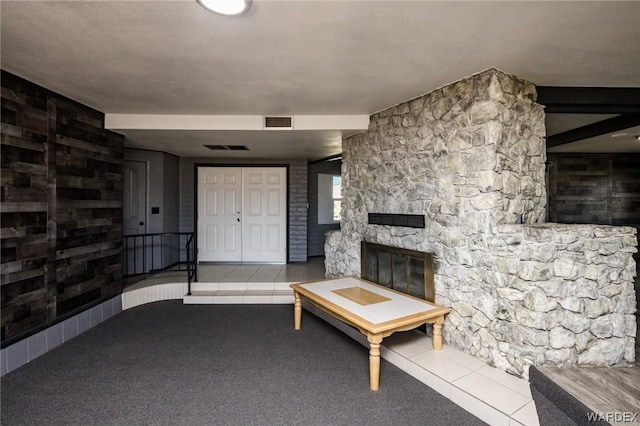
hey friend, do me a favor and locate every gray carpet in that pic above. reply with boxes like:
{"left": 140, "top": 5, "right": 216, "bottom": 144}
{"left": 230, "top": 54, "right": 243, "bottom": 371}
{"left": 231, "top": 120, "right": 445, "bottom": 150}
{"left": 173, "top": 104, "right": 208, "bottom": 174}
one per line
{"left": 529, "top": 368, "right": 582, "bottom": 426}
{"left": 1, "top": 301, "right": 485, "bottom": 425}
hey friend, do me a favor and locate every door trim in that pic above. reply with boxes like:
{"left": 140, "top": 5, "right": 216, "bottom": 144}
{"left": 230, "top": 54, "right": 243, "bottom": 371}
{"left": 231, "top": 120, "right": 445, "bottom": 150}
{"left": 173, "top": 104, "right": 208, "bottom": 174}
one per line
{"left": 194, "top": 163, "right": 290, "bottom": 263}
{"left": 123, "top": 159, "right": 149, "bottom": 274}
{"left": 124, "top": 159, "right": 149, "bottom": 235}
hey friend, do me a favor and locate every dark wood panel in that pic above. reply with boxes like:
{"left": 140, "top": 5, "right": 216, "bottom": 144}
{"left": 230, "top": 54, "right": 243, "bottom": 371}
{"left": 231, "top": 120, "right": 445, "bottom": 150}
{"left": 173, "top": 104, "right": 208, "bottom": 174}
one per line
{"left": 1, "top": 134, "right": 47, "bottom": 152}
{"left": 548, "top": 153, "right": 640, "bottom": 227}
{"left": 0, "top": 202, "right": 48, "bottom": 213}
{"left": 55, "top": 275, "right": 107, "bottom": 302}
{"left": 0, "top": 267, "right": 46, "bottom": 286}
{"left": 57, "top": 200, "right": 122, "bottom": 209}
{"left": 56, "top": 134, "right": 121, "bottom": 159}
{"left": 2, "top": 187, "right": 48, "bottom": 202}
{"left": 57, "top": 175, "right": 120, "bottom": 189}
{"left": 0, "top": 73, "right": 48, "bottom": 109}
{"left": 1, "top": 70, "right": 124, "bottom": 343}
{"left": 0, "top": 100, "right": 48, "bottom": 133}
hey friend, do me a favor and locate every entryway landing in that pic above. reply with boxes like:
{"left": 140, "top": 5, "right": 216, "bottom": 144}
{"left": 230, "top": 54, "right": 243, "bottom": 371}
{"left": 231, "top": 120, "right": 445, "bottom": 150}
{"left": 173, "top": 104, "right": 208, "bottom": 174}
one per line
{"left": 197, "top": 259, "right": 325, "bottom": 283}
{"left": 122, "top": 257, "right": 326, "bottom": 308}
{"left": 184, "top": 260, "right": 326, "bottom": 304}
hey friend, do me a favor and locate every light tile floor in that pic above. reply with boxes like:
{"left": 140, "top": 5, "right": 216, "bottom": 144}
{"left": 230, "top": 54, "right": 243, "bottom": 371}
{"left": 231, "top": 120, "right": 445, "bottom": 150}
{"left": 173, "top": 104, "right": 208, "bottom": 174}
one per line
{"left": 356, "top": 323, "right": 538, "bottom": 425}
{"left": 196, "top": 259, "right": 326, "bottom": 284}
{"left": 126, "top": 258, "right": 540, "bottom": 426}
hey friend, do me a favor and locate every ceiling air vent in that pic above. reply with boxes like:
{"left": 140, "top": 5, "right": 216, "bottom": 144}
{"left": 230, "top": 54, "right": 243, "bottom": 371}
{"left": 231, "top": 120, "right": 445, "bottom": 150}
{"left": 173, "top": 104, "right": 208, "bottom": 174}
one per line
{"left": 264, "top": 116, "right": 293, "bottom": 129}
{"left": 204, "top": 145, "right": 249, "bottom": 151}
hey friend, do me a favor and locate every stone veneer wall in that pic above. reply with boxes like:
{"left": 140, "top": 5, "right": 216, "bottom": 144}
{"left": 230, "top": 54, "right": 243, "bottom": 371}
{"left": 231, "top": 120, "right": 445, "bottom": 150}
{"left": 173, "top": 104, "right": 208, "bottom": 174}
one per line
{"left": 325, "top": 68, "right": 637, "bottom": 377}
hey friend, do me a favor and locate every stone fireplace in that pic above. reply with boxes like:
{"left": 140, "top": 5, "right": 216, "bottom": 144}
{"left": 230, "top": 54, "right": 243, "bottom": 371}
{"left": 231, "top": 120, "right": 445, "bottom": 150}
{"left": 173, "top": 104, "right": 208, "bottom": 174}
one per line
{"left": 325, "top": 68, "right": 638, "bottom": 378}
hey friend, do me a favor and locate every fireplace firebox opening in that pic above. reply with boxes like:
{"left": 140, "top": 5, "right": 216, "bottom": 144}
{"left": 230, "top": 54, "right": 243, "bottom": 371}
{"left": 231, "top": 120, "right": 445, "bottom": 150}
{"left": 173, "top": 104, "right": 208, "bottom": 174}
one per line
{"left": 361, "top": 241, "right": 435, "bottom": 302}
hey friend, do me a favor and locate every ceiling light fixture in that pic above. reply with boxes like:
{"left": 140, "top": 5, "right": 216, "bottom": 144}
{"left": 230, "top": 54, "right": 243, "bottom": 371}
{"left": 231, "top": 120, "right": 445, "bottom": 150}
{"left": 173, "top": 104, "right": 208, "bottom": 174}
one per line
{"left": 197, "top": 0, "right": 252, "bottom": 16}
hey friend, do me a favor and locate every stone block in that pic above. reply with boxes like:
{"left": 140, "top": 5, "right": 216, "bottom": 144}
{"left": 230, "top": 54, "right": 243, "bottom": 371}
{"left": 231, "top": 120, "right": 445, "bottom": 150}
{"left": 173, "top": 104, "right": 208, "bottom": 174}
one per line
{"left": 624, "top": 338, "right": 636, "bottom": 363}
{"left": 599, "top": 284, "right": 623, "bottom": 297}
{"left": 466, "top": 145, "right": 498, "bottom": 172}
{"left": 553, "top": 257, "right": 581, "bottom": 280}
{"left": 577, "top": 338, "right": 625, "bottom": 365}
{"left": 496, "top": 287, "right": 525, "bottom": 301}
{"left": 537, "top": 278, "right": 569, "bottom": 298}
{"left": 612, "top": 294, "right": 637, "bottom": 315}
{"left": 625, "top": 315, "right": 637, "bottom": 337}
{"left": 472, "top": 292, "right": 496, "bottom": 319}
{"left": 518, "top": 261, "right": 553, "bottom": 281}
{"left": 573, "top": 279, "right": 598, "bottom": 299}
{"left": 590, "top": 316, "right": 614, "bottom": 339}
{"left": 563, "top": 312, "right": 591, "bottom": 334}
{"left": 544, "top": 348, "right": 574, "bottom": 365}
{"left": 515, "top": 309, "right": 549, "bottom": 330}
{"left": 522, "top": 327, "right": 549, "bottom": 347}
{"left": 471, "top": 311, "right": 491, "bottom": 328}
{"left": 575, "top": 331, "right": 594, "bottom": 352}
{"left": 469, "top": 100, "right": 500, "bottom": 124}
{"left": 549, "top": 327, "right": 575, "bottom": 349}
{"left": 520, "top": 243, "right": 557, "bottom": 263}
{"left": 584, "top": 298, "right": 612, "bottom": 318}
{"left": 558, "top": 297, "right": 583, "bottom": 313}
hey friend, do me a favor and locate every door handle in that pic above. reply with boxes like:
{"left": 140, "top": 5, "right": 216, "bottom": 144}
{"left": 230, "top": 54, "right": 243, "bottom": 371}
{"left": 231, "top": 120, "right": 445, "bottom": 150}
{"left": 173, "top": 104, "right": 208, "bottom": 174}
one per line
{"left": 237, "top": 218, "right": 241, "bottom": 222}
{"left": 139, "top": 221, "right": 144, "bottom": 226}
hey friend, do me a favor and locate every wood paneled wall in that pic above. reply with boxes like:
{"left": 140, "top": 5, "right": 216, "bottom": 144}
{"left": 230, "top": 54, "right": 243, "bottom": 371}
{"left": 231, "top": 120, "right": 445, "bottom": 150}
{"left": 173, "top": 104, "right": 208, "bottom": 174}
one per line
{"left": 1, "top": 71, "right": 124, "bottom": 343}
{"left": 547, "top": 154, "right": 640, "bottom": 227}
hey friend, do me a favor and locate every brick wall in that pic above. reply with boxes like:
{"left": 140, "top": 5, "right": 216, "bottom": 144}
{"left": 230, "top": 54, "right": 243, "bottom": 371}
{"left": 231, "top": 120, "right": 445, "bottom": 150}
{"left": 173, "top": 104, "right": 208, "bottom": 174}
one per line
{"left": 288, "top": 160, "right": 308, "bottom": 261}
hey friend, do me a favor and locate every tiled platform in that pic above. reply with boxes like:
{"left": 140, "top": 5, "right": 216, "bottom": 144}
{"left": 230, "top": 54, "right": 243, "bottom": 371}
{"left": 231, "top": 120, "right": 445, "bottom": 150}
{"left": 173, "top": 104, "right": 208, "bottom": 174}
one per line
{"left": 122, "top": 259, "right": 539, "bottom": 426}
{"left": 305, "top": 303, "right": 539, "bottom": 426}
{"left": 384, "top": 332, "right": 537, "bottom": 425}
{"left": 184, "top": 261, "right": 326, "bottom": 304}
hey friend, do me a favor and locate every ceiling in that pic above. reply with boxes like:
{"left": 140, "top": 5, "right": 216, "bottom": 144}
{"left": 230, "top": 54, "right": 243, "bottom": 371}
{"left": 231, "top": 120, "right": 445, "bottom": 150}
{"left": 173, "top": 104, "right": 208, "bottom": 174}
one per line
{"left": 1, "top": 0, "right": 639, "bottom": 160}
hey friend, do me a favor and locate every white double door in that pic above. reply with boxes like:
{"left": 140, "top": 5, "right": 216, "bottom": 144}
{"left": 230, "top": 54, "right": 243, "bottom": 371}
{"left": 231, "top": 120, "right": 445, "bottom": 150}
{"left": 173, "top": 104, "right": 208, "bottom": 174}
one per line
{"left": 197, "top": 167, "right": 287, "bottom": 263}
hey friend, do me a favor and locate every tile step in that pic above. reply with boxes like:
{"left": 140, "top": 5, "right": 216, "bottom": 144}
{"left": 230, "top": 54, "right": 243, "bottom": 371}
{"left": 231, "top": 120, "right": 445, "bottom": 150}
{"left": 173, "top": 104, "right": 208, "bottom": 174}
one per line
{"left": 189, "top": 281, "right": 297, "bottom": 292}
{"left": 183, "top": 289, "right": 294, "bottom": 305}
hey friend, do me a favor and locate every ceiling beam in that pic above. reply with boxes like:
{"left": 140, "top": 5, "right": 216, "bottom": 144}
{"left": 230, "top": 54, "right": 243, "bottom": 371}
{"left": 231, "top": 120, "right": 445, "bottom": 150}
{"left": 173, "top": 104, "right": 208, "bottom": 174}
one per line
{"left": 537, "top": 86, "right": 640, "bottom": 114}
{"left": 104, "top": 114, "right": 370, "bottom": 131}
{"left": 309, "top": 153, "right": 342, "bottom": 164}
{"left": 546, "top": 114, "right": 640, "bottom": 148}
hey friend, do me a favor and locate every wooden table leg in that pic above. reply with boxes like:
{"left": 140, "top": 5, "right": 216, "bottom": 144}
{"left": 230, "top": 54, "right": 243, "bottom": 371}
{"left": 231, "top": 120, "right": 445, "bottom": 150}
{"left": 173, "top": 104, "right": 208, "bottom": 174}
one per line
{"left": 294, "top": 291, "right": 302, "bottom": 330}
{"left": 432, "top": 316, "right": 444, "bottom": 351}
{"left": 367, "top": 334, "right": 383, "bottom": 391}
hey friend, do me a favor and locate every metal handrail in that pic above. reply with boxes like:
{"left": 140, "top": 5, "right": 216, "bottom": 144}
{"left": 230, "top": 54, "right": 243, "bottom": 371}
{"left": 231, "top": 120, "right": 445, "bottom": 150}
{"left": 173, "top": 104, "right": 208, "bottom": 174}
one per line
{"left": 122, "top": 232, "right": 197, "bottom": 291}
{"left": 185, "top": 233, "right": 197, "bottom": 295}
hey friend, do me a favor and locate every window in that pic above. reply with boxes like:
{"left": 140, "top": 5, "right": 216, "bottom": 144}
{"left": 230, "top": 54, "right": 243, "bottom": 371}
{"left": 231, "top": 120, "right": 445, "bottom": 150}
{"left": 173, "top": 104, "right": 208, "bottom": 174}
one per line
{"left": 332, "top": 176, "right": 342, "bottom": 221}
{"left": 318, "top": 173, "right": 342, "bottom": 224}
